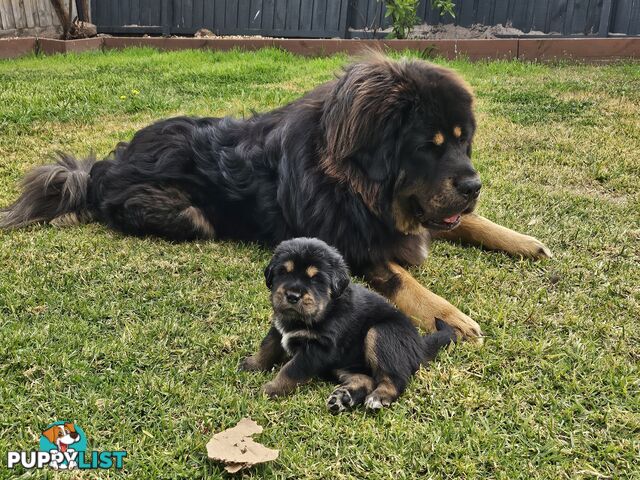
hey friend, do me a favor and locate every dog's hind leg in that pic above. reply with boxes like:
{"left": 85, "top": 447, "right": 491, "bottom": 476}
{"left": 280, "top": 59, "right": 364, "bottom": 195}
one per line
{"left": 326, "top": 370, "right": 375, "bottom": 413}
{"left": 361, "top": 326, "right": 410, "bottom": 410}
{"left": 102, "top": 185, "right": 215, "bottom": 241}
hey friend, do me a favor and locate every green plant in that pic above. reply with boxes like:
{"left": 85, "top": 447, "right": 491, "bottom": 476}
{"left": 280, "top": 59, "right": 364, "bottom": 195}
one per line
{"left": 384, "top": 0, "right": 419, "bottom": 39}
{"left": 432, "top": 0, "right": 456, "bottom": 18}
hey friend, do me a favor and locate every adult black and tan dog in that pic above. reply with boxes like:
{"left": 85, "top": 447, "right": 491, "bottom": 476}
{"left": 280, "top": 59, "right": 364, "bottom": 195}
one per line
{"left": 0, "top": 53, "right": 551, "bottom": 341}
{"left": 240, "top": 237, "right": 456, "bottom": 411}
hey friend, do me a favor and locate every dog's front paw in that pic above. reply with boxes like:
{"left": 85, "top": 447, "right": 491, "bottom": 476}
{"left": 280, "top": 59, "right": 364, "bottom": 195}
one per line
{"left": 262, "top": 380, "right": 288, "bottom": 398}
{"left": 238, "top": 356, "right": 262, "bottom": 372}
{"left": 439, "top": 308, "right": 483, "bottom": 344}
{"left": 512, "top": 235, "right": 552, "bottom": 259}
{"left": 364, "top": 392, "right": 391, "bottom": 411}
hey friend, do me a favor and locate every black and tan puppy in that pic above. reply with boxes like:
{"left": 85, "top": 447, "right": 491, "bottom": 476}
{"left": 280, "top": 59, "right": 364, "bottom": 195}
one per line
{"left": 240, "top": 237, "right": 456, "bottom": 412}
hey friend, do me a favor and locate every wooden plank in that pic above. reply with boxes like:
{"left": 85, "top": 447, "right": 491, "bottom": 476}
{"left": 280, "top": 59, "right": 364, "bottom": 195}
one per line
{"left": 531, "top": 0, "right": 549, "bottom": 32}
{"left": 34, "top": 0, "right": 49, "bottom": 26}
{"left": 238, "top": 0, "right": 251, "bottom": 29}
{"left": 23, "top": 0, "right": 37, "bottom": 28}
{"left": 203, "top": 0, "right": 214, "bottom": 28}
{"left": 611, "top": 0, "right": 632, "bottom": 34}
{"left": 325, "top": 0, "right": 341, "bottom": 31}
{"left": 285, "top": 0, "right": 299, "bottom": 30}
{"left": 225, "top": 0, "right": 238, "bottom": 29}
{"left": 310, "top": 0, "right": 325, "bottom": 31}
{"left": 248, "top": 0, "right": 263, "bottom": 29}
{"left": 511, "top": 0, "right": 531, "bottom": 31}
{"left": 130, "top": 0, "right": 140, "bottom": 24}
{"left": 630, "top": 0, "right": 640, "bottom": 34}
{"left": 299, "top": 0, "right": 312, "bottom": 31}
{"left": 458, "top": 0, "right": 476, "bottom": 27}
{"left": 548, "top": 0, "right": 568, "bottom": 33}
{"left": 0, "top": 1, "right": 15, "bottom": 29}
{"left": 192, "top": 0, "right": 204, "bottom": 29}
{"left": 273, "top": 0, "right": 286, "bottom": 29}
{"left": 562, "top": 0, "right": 577, "bottom": 34}
{"left": 11, "top": 0, "right": 27, "bottom": 29}
{"left": 569, "top": 0, "right": 589, "bottom": 34}
{"left": 213, "top": 0, "right": 225, "bottom": 30}
{"left": 183, "top": 0, "right": 194, "bottom": 28}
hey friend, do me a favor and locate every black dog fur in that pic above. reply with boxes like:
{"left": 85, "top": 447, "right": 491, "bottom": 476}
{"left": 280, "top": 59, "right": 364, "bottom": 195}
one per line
{"left": 240, "top": 238, "right": 456, "bottom": 412}
{"left": 0, "top": 54, "right": 478, "bottom": 273}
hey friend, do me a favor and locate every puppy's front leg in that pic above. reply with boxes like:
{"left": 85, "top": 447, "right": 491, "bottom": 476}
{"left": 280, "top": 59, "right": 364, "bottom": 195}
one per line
{"left": 263, "top": 348, "right": 324, "bottom": 398}
{"left": 239, "top": 326, "right": 286, "bottom": 372}
{"left": 366, "top": 262, "right": 483, "bottom": 343}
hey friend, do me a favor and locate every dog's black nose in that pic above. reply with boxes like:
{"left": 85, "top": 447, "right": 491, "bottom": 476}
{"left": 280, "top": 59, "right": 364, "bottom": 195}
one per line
{"left": 285, "top": 291, "right": 302, "bottom": 304}
{"left": 455, "top": 176, "right": 481, "bottom": 199}
{"left": 70, "top": 432, "right": 79, "bottom": 439}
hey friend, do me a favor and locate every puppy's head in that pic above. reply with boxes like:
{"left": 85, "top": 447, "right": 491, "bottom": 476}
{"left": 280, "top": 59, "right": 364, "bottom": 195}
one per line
{"left": 42, "top": 423, "right": 80, "bottom": 448}
{"left": 265, "top": 238, "right": 349, "bottom": 323}
{"left": 321, "top": 54, "right": 480, "bottom": 234}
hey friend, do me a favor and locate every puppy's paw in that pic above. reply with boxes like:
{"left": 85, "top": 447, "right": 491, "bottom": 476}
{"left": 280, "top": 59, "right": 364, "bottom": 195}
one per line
{"left": 326, "top": 387, "right": 355, "bottom": 414}
{"left": 364, "top": 392, "right": 391, "bottom": 411}
{"left": 262, "top": 380, "right": 287, "bottom": 398}
{"left": 238, "top": 356, "right": 263, "bottom": 372}
{"left": 511, "top": 235, "right": 552, "bottom": 260}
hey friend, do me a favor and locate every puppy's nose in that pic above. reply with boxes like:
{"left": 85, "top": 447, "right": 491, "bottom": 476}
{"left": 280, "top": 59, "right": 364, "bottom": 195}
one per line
{"left": 285, "top": 291, "right": 302, "bottom": 304}
{"left": 70, "top": 432, "right": 79, "bottom": 439}
{"left": 454, "top": 176, "right": 481, "bottom": 199}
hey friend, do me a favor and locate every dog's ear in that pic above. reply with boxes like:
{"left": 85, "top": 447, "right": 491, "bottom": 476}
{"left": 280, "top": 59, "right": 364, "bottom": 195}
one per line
{"left": 42, "top": 426, "right": 58, "bottom": 444}
{"left": 329, "top": 262, "right": 350, "bottom": 298}
{"left": 264, "top": 261, "right": 274, "bottom": 290}
{"left": 321, "top": 57, "right": 412, "bottom": 182}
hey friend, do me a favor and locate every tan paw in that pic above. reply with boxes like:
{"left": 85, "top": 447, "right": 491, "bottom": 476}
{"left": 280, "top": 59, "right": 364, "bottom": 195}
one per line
{"left": 238, "top": 356, "right": 262, "bottom": 372}
{"left": 511, "top": 235, "right": 552, "bottom": 259}
{"left": 262, "top": 380, "right": 291, "bottom": 398}
{"left": 440, "top": 308, "right": 484, "bottom": 344}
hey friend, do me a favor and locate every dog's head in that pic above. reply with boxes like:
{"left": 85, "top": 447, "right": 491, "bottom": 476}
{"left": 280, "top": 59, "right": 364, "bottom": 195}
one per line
{"left": 265, "top": 238, "right": 349, "bottom": 324}
{"left": 42, "top": 423, "right": 80, "bottom": 452}
{"left": 320, "top": 54, "right": 480, "bottom": 235}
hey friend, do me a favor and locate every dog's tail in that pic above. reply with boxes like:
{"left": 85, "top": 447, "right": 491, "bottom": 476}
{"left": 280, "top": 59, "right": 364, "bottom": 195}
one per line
{"left": 421, "top": 318, "right": 457, "bottom": 364}
{"left": 0, "top": 153, "right": 97, "bottom": 230}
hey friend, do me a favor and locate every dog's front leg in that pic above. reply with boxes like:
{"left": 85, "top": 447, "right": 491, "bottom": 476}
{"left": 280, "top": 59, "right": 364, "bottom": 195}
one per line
{"left": 433, "top": 213, "right": 552, "bottom": 259}
{"left": 366, "top": 262, "right": 483, "bottom": 343}
{"left": 239, "top": 326, "right": 286, "bottom": 372}
{"left": 263, "top": 348, "right": 324, "bottom": 398}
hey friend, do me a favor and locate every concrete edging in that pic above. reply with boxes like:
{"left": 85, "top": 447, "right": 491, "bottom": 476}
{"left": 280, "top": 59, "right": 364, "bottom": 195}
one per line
{"left": 0, "top": 36, "right": 638, "bottom": 62}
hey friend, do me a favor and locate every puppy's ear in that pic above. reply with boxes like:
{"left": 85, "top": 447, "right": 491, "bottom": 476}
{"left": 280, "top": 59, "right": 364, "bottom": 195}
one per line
{"left": 264, "top": 259, "right": 276, "bottom": 290}
{"left": 321, "top": 56, "right": 412, "bottom": 182}
{"left": 42, "top": 426, "right": 58, "bottom": 444}
{"left": 330, "top": 265, "right": 350, "bottom": 299}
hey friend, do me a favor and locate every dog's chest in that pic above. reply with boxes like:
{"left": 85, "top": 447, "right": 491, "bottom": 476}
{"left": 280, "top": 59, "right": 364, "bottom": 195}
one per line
{"left": 273, "top": 316, "right": 320, "bottom": 355}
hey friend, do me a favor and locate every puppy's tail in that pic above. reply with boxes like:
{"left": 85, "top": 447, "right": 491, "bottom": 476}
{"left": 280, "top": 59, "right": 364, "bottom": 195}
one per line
{"left": 421, "top": 318, "right": 457, "bottom": 364}
{"left": 0, "top": 153, "right": 97, "bottom": 230}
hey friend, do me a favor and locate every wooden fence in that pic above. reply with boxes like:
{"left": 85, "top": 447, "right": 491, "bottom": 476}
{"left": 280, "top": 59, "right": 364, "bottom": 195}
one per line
{"left": 0, "top": 0, "right": 78, "bottom": 37}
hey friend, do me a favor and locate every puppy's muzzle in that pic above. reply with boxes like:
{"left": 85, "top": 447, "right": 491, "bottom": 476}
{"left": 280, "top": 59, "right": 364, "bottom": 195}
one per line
{"left": 285, "top": 290, "right": 302, "bottom": 304}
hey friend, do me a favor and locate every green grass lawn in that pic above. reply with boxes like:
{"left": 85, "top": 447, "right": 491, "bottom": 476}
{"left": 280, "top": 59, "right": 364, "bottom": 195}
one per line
{"left": 0, "top": 48, "right": 638, "bottom": 479}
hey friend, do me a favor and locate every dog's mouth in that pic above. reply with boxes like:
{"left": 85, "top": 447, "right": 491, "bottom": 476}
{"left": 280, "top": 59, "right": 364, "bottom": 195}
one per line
{"left": 409, "top": 196, "right": 463, "bottom": 231}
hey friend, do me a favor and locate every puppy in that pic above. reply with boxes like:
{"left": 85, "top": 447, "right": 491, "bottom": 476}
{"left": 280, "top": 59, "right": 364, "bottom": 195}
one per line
{"left": 240, "top": 237, "right": 456, "bottom": 412}
{"left": 41, "top": 422, "right": 80, "bottom": 469}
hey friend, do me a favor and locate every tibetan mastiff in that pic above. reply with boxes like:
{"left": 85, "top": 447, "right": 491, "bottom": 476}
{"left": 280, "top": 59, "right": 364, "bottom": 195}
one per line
{"left": 0, "top": 53, "right": 551, "bottom": 341}
{"left": 240, "top": 237, "right": 456, "bottom": 411}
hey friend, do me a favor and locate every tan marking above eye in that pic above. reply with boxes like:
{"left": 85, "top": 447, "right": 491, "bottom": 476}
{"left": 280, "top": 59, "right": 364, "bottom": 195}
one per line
{"left": 453, "top": 126, "right": 462, "bottom": 138}
{"left": 306, "top": 266, "right": 318, "bottom": 277}
{"left": 433, "top": 132, "right": 445, "bottom": 146}
{"left": 283, "top": 260, "right": 294, "bottom": 272}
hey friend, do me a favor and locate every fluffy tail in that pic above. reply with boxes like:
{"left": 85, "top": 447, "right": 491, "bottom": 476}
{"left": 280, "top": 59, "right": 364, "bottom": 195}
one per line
{"left": 422, "top": 318, "right": 457, "bottom": 363}
{"left": 0, "top": 153, "right": 96, "bottom": 229}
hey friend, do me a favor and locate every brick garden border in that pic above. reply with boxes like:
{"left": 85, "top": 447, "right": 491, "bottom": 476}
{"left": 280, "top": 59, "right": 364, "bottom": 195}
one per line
{"left": 1, "top": 36, "right": 639, "bottom": 62}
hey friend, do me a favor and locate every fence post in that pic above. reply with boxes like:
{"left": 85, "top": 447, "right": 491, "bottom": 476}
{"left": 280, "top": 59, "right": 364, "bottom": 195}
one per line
{"left": 162, "top": 0, "right": 172, "bottom": 36}
{"left": 598, "top": 0, "right": 614, "bottom": 37}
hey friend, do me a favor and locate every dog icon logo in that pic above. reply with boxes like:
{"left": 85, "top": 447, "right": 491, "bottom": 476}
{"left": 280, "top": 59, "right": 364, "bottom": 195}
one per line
{"left": 39, "top": 421, "right": 87, "bottom": 470}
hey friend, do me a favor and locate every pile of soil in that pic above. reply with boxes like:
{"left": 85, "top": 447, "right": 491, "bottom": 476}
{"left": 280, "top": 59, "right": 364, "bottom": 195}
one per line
{"left": 408, "top": 23, "right": 548, "bottom": 39}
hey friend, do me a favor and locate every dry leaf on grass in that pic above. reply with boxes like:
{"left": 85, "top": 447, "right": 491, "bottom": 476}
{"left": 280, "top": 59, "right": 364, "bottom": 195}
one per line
{"left": 206, "top": 418, "right": 279, "bottom": 473}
